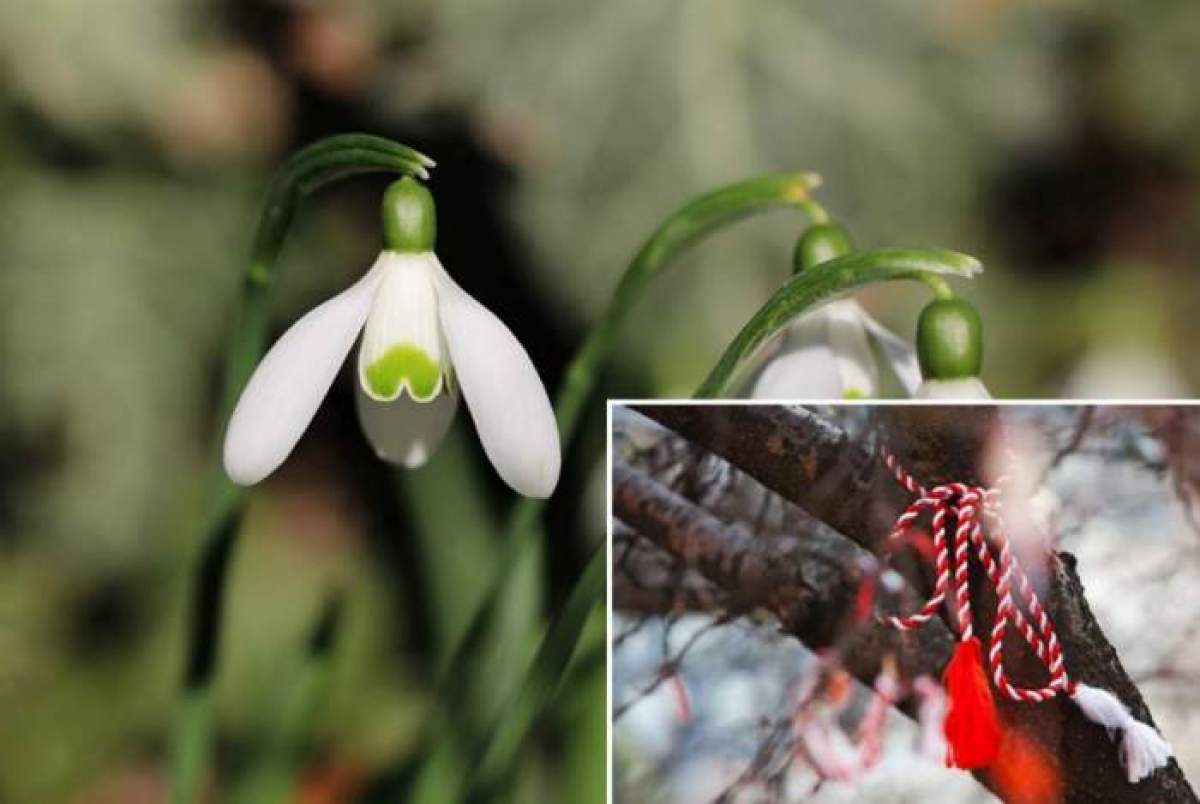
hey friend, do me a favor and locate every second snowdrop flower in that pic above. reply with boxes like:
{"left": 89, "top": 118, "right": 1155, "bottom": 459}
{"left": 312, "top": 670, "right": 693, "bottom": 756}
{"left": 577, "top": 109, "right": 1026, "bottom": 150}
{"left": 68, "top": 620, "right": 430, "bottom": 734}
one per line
{"left": 224, "top": 177, "right": 561, "bottom": 498}
{"left": 749, "top": 223, "right": 922, "bottom": 399}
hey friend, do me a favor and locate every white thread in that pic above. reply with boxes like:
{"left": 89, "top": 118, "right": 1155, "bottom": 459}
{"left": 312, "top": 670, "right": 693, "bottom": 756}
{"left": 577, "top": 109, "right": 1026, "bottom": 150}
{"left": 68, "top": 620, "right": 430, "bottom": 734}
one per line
{"left": 1072, "top": 683, "right": 1173, "bottom": 783}
{"left": 1121, "top": 721, "right": 1174, "bottom": 784}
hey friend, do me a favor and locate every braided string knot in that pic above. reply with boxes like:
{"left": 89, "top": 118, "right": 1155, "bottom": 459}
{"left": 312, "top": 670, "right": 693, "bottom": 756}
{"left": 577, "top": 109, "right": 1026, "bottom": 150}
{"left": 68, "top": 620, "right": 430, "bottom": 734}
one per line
{"left": 871, "top": 446, "right": 1173, "bottom": 783}
{"left": 878, "top": 449, "right": 1074, "bottom": 702}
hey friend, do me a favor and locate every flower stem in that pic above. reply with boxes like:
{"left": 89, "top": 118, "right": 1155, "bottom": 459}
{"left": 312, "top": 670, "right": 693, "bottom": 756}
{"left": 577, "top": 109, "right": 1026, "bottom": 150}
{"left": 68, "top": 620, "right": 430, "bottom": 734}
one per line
{"left": 920, "top": 273, "right": 956, "bottom": 301}
{"left": 552, "top": 170, "right": 825, "bottom": 447}
{"left": 171, "top": 135, "right": 433, "bottom": 804}
{"left": 693, "top": 247, "right": 982, "bottom": 397}
{"left": 418, "top": 170, "right": 828, "bottom": 796}
{"left": 796, "top": 197, "right": 831, "bottom": 225}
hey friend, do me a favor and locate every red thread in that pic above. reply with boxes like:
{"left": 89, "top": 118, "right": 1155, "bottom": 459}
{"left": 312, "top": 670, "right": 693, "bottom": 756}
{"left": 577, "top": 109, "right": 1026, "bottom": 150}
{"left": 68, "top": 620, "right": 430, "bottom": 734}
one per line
{"left": 854, "top": 575, "right": 877, "bottom": 624}
{"left": 668, "top": 672, "right": 693, "bottom": 723}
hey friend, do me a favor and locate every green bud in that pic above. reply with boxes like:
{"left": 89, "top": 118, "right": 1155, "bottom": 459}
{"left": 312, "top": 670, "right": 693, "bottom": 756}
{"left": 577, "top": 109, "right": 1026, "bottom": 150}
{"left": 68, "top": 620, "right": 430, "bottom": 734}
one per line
{"left": 792, "top": 222, "right": 854, "bottom": 274}
{"left": 382, "top": 177, "right": 436, "bottom": 253}
{"left": 917, "top": 298, "right": 983, "bottom": 380}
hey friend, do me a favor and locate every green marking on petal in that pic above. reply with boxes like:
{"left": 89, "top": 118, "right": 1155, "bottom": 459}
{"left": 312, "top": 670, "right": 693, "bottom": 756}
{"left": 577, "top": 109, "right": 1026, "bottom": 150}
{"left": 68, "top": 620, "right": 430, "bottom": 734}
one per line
{"left": 364, "top": 344, "right": 443, "bottom": 402}
{"left": 842, "top": 387, "right": 866, "bottom": 399}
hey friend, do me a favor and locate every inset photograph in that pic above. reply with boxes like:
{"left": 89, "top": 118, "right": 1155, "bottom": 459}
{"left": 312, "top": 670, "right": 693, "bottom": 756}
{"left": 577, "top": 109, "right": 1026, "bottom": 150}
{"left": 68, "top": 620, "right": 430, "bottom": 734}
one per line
{"left": 610, "top": 403, "right": 1199, "bottom": 803}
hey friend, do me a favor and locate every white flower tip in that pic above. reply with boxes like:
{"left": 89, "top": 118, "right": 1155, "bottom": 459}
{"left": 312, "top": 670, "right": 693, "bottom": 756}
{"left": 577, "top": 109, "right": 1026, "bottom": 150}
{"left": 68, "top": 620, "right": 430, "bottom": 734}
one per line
{"left": 914, "top": 376, "right": 991, "bottom": 399}
{"left": 222, "top": 433, "right": 274, "bottom": 486}
{"left": 363, "top": 430, "right": 433, "bottom": 469}
{"left": 486, "top": 421, "right": 561, "bottom": 498}
{"left": 513, "top": 448, "right": 561, "bottom": 499}
{"left": 399, "top": 445, "right": 432, "bottom": 469}
{"left": 474, "top": 409, "right": 560, "bottom": 500}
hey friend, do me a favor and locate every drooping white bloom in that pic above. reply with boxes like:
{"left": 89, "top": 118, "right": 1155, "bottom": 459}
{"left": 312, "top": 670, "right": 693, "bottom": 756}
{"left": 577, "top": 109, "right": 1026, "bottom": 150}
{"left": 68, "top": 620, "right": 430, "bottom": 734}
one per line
{"left": 749, "top": 300, "right": 921, "bottom": 399}
{"left": 223, "top": 180, "right": 560, "bottom": 498}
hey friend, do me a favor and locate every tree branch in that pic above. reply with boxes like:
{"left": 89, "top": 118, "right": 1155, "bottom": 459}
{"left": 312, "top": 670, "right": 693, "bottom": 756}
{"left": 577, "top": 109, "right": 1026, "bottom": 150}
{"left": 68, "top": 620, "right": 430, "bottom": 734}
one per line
{"left": 612, "top": 521, "right": 734, "bottom": 616}
{"left": 630, "top": 404, "right": 908, "bottom": 553}
{"left": 612, "top": 460, "right": 955, "bottom": 715}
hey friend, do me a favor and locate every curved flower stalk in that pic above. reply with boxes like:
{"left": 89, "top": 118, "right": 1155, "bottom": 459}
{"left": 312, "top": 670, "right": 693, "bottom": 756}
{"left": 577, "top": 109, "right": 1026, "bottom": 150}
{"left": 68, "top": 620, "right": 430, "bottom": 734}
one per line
{"left": 696, "top": 247, "right": 983, "bottom": 398}
{"left": 223, "top": 177, "right": 560, "bottom": 498}
{"left": 173, "top": 135, "right": 435, "bottom": 804}
{"left": 221, "top": 137, "right": 437, "bottom": 428}
{"left": 747, "top": 224, "right": 923, "bottom": 399}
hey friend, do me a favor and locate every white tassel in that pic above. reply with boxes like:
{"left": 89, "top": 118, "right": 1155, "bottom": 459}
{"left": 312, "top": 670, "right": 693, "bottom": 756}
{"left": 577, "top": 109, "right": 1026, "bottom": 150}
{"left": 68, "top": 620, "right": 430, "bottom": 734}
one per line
{"left": 1071, "top": 683, "right": 1173, "bottom": 783}
{"left": 1120, "top": 721, "right": 1174, "bottom": 784}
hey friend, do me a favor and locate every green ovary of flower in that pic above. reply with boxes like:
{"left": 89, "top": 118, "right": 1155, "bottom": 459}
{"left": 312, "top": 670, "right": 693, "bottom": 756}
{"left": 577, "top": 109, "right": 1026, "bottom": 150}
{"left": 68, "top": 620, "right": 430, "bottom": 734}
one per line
{"left": 364, "top": 344, "right": 443, "bottom": 401}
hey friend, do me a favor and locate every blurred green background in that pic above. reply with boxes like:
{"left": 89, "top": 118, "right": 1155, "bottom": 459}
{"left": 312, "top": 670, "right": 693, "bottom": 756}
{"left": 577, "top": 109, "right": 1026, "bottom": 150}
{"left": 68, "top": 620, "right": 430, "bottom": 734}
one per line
{"left": 0, "top": 1, "right": 1198, "bottom": 802}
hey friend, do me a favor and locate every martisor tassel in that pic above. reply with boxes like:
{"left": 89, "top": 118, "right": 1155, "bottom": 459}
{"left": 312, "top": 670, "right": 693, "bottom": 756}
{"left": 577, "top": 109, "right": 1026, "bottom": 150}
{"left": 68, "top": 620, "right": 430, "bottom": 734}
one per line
{"left": 942, "top": 637, "right": 1002, "bottom": 769}
{"left": 1071, "top": 683, "right": 1173, "bottom": 783}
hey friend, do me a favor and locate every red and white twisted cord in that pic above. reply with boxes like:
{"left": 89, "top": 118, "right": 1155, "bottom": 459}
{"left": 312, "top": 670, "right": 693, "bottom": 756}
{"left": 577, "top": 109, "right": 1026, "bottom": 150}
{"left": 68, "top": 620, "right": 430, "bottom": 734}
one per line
{"left": 876, "top": 447, "right": 1173, "bottom": 782}
{"left": 878, "top": 449, "right": 1071, "bottom": 701}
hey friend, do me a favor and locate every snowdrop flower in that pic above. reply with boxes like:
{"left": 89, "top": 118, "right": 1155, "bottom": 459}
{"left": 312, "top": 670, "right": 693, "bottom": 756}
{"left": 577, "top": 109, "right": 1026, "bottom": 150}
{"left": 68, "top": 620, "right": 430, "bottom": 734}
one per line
{"left": 749, "top": 299, "right": 922, "bottom": 399}
{"left": 223, "top": 177, "right": 561, "bottom": 498}
{"left": 913, "top": 297, "right": 991, "bottom": 399}
{"left": 748, "top": 224, "right": 922, "bottom": 399}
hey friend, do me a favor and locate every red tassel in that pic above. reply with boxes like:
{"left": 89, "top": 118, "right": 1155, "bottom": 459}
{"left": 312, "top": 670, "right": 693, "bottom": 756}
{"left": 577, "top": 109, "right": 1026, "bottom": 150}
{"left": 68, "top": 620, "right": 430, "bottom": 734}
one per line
{"left": 942, "top": 637, "right": 1002, "bottom": 769}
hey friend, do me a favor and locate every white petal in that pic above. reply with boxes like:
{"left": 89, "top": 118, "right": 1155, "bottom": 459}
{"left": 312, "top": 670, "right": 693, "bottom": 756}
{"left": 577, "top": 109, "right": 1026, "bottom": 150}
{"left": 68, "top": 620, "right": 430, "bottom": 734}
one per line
{"left": 860, "top": 310, "right": 922, "bottom": 395}
{"left": 825, "top": 301, "right": 879, "bottom": 398}
{"left": 431, "top": 259, "right": 560, "bottom": 498}
{"left": 914, "top": 377, "right": 992, "bottom": 399}
{"left": 357, "top": 253, "right": 446, "bottom": 402}
{"left": 355, "top": 380, "right": 458, "bottom": 469}
{"left": 223, "top": 259, "right": 385, "bottom": 485}
{"left": 749, "top": 323, "right": 844, "bottom": 399}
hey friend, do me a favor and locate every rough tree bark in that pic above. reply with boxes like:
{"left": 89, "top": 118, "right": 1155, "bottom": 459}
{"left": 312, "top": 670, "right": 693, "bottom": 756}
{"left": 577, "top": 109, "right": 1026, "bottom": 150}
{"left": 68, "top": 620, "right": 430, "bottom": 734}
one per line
{"left": 626, "top": 403, "right": 1196, "bottom": 804}
{"left": 613, "top": 461, "right": 955, "bottom": 720}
